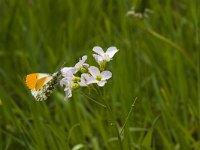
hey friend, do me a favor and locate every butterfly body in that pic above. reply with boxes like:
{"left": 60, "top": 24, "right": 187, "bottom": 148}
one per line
{"left": 25, "top": 71, "right": 61, "bottom": 101}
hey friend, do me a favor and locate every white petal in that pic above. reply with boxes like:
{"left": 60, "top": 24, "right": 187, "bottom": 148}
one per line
{"left": 97, "top": 81, "right": 107, "bottom": 87}
{"left": 102, "top": 55, "right": 111, "bottom": 62}
{"left": 82, "top": 55, "right": 87, "bottom": 62}
{"left": 78, "top": 73, "right": 91, "bottom": 86}
{"left": 106, "top": 47, "right": 118, "bottom": 58}
{"left": 78, "top": 81, "right": 87, "bottom": 87}
{"left": 60, "top": 78, "right": 67, "bottom": 87}
{"left": 75, "top": 55, "right": 88, "bottom": 71}
{"left": 92, "top": 54, "right": 99, "bottom": 62}
{"left": 101, "top": 71, "right": 112, "bottom": 80}
{"left": 81, "top": 73, "right": 91, "bottom": 78}
{"left": 88, "top": 66, "right": 100, "bottom": 77}
{"left": 61, "top": 67, "right": 76, "bottom": 77}
{"left": 78, "top": 81, "right": 87, "bottom": 86}
{"left": 93, "top": 54, "right": 103, "bottom": 65}
{"left": 83, "top": 63, "right": 89, "bottom": 68}
{"left": 75, "top": 61, "right": 81, "bottom": 68}
{"left": 60, "top": 76, "right": 74, "bottom": 87}
{"left": 92, "top": 46, "right": 105, "bottom": 56}
{"left": 81, "top": 73, "right": 91, "bottom": 79}
{"left": 64, "top": 87, "right": 72, "bottom": 99}
{"left": 86, "top": 76, "right": 97, "bottom": 84}
{"left": 61, "top": 67, "right": 74, "bottom": 73}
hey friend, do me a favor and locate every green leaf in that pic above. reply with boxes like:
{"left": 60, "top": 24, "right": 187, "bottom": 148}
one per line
{"left": 141, "top": 129, "right": 153, "bottom": 150}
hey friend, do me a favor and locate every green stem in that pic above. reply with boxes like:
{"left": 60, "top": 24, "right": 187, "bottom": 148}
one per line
{"left": 107, "top": 105, "right": 123, "bottom": 150}
{"left": 89, "top": 87, "right": 123, "bottom": 149}
{"left": 82, "top": 93, "right": 107, "bottom": 108}
{"left": 67, "top": 123, "right": 80, "bottom": 142}
{"left": 114, "top": 123, "right": 123, "bottom": 150}
{"left": 120, "top": 97, "right": 138, "bottom": 135}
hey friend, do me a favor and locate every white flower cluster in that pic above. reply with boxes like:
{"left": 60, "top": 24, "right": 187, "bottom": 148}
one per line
{"left": 60, "top": 46, "right": 118, "bottom": 99}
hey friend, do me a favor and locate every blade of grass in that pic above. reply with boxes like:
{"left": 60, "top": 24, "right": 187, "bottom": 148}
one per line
{"left": 120, "top": 97, "right": 138, "bottom": 135}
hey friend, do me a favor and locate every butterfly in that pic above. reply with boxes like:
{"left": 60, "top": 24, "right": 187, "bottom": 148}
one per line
{"left": 24, "top": 71, "right": 62, "bottom": 101}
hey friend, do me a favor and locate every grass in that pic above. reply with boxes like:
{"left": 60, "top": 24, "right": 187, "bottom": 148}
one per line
{"left": 0, "top": 0, "right": 199, "bottom": 149}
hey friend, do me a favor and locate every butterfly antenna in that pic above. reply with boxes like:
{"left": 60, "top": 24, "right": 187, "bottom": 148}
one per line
{"left": 52, "top": 61, "right": 67, "bottom": 76}
{"left": 54, "top": 61, "right": 66, "bottom": 72}
{"left": 60, "top": 61, "right": 66, "bottom": 69}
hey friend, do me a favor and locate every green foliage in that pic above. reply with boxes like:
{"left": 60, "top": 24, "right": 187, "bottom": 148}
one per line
{"left": 0, "top": 0, "right": 199, "bottom": 149}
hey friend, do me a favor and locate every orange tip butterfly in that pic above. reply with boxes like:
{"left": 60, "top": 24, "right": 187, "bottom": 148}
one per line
{"left": 24, "top": 71, "right": 62, "bottom": 101}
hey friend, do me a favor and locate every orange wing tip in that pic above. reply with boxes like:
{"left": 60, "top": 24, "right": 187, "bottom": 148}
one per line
{"left": 24, "top": 73, "right": 39, "bottom": 90}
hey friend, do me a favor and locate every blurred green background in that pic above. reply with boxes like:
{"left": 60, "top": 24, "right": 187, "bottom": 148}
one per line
{"left": 0, "top": 0, "right": 199, "bottom": 149}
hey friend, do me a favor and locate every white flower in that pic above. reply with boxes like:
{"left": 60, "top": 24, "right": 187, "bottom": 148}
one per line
{"left": 78, "top": 73, "right": 91, "bottom": 87}
{"left": 60, "top": 76, "right": 73, "bottom": 99}
{"left": 88, "top": 66, "right": 112, "bottom": 87}
{"left": 64, "top": 87, "right": 72, "bottom": 99}
{"left": 74, "top": 55, "right": 89, "bottom": 72}
{"left": 92, "top": 46, "right": 118, "bottom": 65}
{"left": 60, "top": 76, "right": 73, "bottom": 87}
{"left": 61, "top": 67, "right": 76, "bottom": 77}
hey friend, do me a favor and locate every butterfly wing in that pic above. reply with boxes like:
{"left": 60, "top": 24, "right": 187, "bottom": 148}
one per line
{"left": 30, "top": 76, "right": 53, "bottom": 101}
{"left": 25, "top": 73, "right": 52, "bottom": 101}
{"left": 25, "top": 73, "right": 39, "bottom": 90}
{"left": 25, "top": 72, "right": 62, "bottom": 101}
{"left": 25, "top": 73, "right": 50, "bottom": 90}
{"left": 35, "top": 76, "right": 53, "bottom": 91}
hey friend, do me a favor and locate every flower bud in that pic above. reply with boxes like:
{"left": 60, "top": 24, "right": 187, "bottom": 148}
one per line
{"left": 72, "top": 83, "right": 79, "bottom": 89}
{"left": 73, "top": 76, "right": 81, "bottom": 82}
{"left": 80, "top": 67, "right": 88, "bottom": 73}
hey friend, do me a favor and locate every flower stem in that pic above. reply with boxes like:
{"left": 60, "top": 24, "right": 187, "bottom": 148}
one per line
{"left": 82, "top": 93, "right": 107, "bottom": 108}
{"left": 120, "top": 97, "right": 138, "bottom": 135}
{"left": 113, "top": 123, "right": 123, "bottom": 150}
{"left": 103, "top": 104, "right": 123, "bottom": 150}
